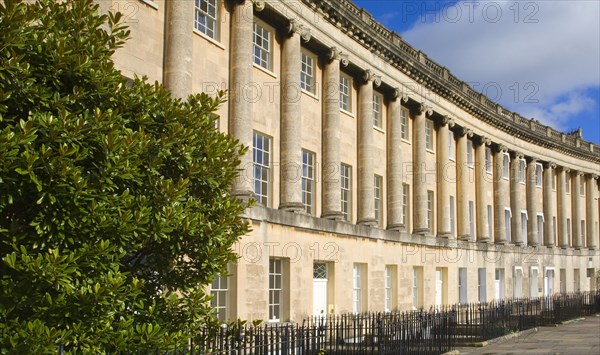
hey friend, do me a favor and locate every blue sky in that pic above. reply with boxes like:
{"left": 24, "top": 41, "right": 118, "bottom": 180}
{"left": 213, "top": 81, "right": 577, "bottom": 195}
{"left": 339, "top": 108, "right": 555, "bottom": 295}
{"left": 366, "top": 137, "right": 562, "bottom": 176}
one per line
{"left": 354, "top": 0, "right": 600, "bottom": 144}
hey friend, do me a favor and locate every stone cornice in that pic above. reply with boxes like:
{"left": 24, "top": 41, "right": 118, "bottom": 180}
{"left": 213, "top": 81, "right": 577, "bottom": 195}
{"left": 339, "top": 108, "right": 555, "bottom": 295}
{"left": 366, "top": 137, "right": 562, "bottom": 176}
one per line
{"left": 300, "top": 0, "right": 600, "bottom": 163}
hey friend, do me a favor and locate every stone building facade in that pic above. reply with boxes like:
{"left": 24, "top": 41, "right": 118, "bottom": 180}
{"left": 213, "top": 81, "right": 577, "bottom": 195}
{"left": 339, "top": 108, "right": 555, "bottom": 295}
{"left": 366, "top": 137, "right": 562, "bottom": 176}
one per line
{"left": 102, "top": 0, "right": 600, "bottom": 323}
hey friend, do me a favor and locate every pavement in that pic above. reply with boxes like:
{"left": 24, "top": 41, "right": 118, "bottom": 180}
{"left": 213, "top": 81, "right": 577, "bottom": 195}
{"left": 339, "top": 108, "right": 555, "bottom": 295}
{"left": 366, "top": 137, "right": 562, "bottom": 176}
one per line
{"left": 454, "top": 314, "right": 600, "bottom": 355}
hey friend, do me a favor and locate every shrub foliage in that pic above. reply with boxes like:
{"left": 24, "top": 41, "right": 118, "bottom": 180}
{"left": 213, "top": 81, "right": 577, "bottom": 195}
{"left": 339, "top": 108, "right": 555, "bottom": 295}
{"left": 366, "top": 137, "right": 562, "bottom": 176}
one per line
{"left": 0, "top": 0, "right": 249, "bottom": 352}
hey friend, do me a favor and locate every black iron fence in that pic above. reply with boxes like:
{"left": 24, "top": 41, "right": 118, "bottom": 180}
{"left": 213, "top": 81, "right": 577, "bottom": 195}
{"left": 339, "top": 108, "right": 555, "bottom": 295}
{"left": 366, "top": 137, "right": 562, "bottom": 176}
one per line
{"left": 58, "top": 290, "right": 599, "bottom": 354}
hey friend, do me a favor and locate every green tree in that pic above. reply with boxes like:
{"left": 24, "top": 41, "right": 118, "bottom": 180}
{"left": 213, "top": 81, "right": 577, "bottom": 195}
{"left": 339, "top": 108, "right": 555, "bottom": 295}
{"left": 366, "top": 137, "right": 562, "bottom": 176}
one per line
{"left": 0, "top": 0, "right": 249, "bottom": 352}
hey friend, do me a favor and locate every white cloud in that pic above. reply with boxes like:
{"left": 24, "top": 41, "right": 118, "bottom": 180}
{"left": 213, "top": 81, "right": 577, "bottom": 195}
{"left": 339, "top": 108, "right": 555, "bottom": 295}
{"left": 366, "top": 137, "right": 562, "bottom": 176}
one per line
{"left": 400, "top": 0, "right": 600, "bottom": 129}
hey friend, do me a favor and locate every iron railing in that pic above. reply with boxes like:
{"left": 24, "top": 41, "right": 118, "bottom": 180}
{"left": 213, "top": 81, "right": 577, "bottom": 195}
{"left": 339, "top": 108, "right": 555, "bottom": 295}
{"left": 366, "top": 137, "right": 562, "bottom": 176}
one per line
{"left": 57, "top": 290, "right": 599, "bottom": 354}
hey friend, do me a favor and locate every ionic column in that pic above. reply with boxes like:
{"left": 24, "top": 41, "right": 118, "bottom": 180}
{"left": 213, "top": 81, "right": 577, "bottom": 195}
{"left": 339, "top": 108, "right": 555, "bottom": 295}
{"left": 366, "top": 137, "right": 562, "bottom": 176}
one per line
{"left": 557, "top": 167, "right": 570, "bottom": 248}
{"left": 436, "top": 116, "right": 455, "bottom": 238}
{"left": 164, "top": 0, "right": 194, "bottom": 98}
{"left": 280, "top": 20, "right": 311, "bottom": 212}
{"left": 476, "top": 136, "right": 491, "bottom": 242}
{"left": 572, "top": 171, "right": 583, "bottom": 249}
{"left": 229, "top": 0, "right": 257, "bottom": 198}
{"left": 526, "top": 158, "right": 539, "bottom": 246}
{"left": 543, "top": 162, "right": 556, "bottom": 247}
{"left": 587, "top": 175, "right": 599, "bottom": 249}
{"left": 510, "top": 152, "right": 524, "bottom": 245}
{"left": 457, "top": 127, "right": 473, "bottom": 240}
{"left": 387, "top": 89, "right": 408, "bottom": 231}
{"left": 357, "top": 70, "right": 381, "bottom": 226}
{"left": 413, "top": 104, "right": 433, "bottom": 235}
{"left": 494, "top": 145, "right": 509, "bottom": 244}
{"left": 321, "top": 47, "right": 348, "bottom": 220}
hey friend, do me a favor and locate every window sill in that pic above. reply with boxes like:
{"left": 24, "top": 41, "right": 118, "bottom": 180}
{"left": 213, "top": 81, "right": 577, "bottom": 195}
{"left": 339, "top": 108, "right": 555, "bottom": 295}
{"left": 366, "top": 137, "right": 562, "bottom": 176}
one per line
{"left": 449, "top": 158, "right": 456, "bottom": 162}
{"left": 519, "top": 181, "right": 526, "bottom": 185}
{"left": 138, "top": 0, "right": 158, "bottom": 10}
{"left": 253, "top": 63, "right": 278, "bottom": 79}
{"left": 373, "top": 126, "right": 385, "bottom": 134}
{"left": 193, "top": 29, "right": 225, "bottom": 50}
{"left": 401, "top": 138, "right": 411, "bottom": 144}
{"left": 426, "top": 149, "right": 435, "bottom": 154}
{"left": 340, "top": 109, "right": 354, "bottom": 118}
{"left": 302, "top": 88, "right": 318, "bottom": 101}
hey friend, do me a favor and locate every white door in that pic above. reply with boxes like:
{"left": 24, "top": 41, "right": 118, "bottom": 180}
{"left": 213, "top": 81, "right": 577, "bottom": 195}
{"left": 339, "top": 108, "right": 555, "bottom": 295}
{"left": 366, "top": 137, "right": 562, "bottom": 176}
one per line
{"left": 435, "top": 270, "right": 443, "bottom": 307}
{"left": 544, "top": 270, "right": 554, "bottom": 297}
{"left": 313, "top": 263, "right": 328, "bottom": 316}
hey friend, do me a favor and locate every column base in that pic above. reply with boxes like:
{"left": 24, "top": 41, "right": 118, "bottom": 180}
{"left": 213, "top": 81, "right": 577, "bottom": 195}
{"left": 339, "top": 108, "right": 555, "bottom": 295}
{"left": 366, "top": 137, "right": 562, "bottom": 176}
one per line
{"left": 231, "top": 189, "right": 255, "bottom": 204}
{"left": 321, "top": 210, "right": 345, "bottom": 221}
{"left": 387, "top": 223, "right": 406, "bottom": 232}
{"left": 413, "top": 227, "right": 429, "bottom": 236}
{"left": 279, "top": 202, "right": 305, "bottom": 213}
{"left": 437, "top": 233, "right": 452, "bottom": 239}
{"left": 477, "top": 237, "right": 492, "bottom": 244}
{"left": 357, "top": 218, "right": 377, "bottom": 227}
{"left": 457, "top": 234, "right": 471, "bottom": 241}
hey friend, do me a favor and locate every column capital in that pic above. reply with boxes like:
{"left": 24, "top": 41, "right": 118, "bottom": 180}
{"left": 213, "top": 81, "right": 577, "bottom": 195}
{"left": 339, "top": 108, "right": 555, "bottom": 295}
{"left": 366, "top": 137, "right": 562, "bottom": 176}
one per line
{"left": 328, "top": 47, "right": 349, "bottom": 66}
{"left": 477, "top": 135, "right": 491, "bottom": 146}
{"left": 418, "top": 103, "right": 433, "bottom": 116}
{"left": 496, "top": 144, "right": 509, "bottom": 153}
{"left": 513, "top": 151, "right": 524, "bottom": 160}
{"left": 459, "top": 127, "right": 473, "bottom": 138}
{"left": 576, "top": 170, "right": 585, "bottom": 176}
{"left": 562, "top": 167, "right": 571, "bottom": 173}
{"left": 287, "top": 19, "right": 311, "bottom": 42}
{"left": 391, "top": 87, "right": 409, "bottom": 103}
{"left": 591, "top": 174, "right": 599, "bottom": 180}
{"left": 544, "top": 161, "right": 557, "bottom": 169}
{"left": 252, "top": 0, "right": 266, "bottom": 11}
{"left": 362, "top": 69, "right": 381, "bottom": 87}
{"left": 528, "top": 157, "right": 538, "bottom": 165}
{"left": 440, "top": 115, "right": 455, "bottom": 128}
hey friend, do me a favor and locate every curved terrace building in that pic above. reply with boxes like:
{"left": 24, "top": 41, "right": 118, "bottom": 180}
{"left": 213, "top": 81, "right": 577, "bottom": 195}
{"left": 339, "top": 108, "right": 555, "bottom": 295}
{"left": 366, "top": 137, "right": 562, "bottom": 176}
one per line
{"left": 104, "top": 0, "right": 600, "bottom": 322}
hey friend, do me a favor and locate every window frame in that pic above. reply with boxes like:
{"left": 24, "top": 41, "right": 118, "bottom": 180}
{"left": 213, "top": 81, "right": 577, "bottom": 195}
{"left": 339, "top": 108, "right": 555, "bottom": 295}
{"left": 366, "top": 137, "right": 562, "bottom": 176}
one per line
{"left": 253, "top": 21, "right": 272, "bottom": 71}
{"left": 195, "top": 0, "right": 219, "bottom": 40}
{"left": 505, "top": 207, "right": 512, "bottom": 242}
{"left": 502, "top": 153, "right": 510, "bottom": 180}
{"left": 565, "top": 173, "right": 571, "bottom": 193}
{"left": 487, "top": 205, "right": 493, "bottom": 240}
{"left": 373, "top": 93, "right": 383, "bottom": 129}
{"left": 518, "top": 158, "right": 526, "bottom": 184}
{"left": 269, "top": 258, "right": 283, "bottom": 322}
{"left": 425, "top": 120, "right": 434, "bottom": 151}
{"left": 537, "top": 213, "right": 544, "bottom": 244}
{"left": 302, "top": 149, "right": 316, "bottom": 215}
{"left": 467, "top": 140, "right": 474, "bottom": 168}
{"left": 300, "top": 50, "right": 316, "bottom": 94}
{"left": 521, "top": 210, "right": 528, "bottom": 246}
{"left": 339, "top": 74, "right": 352, "bottom": 112}
{"left": 384, "top": 265, "right": 393, "bottom": 312}
{"left": 374, "top": 174, "right": 383, "bottom": 227}
{"left": 449, "top": 195, "right": 455, "bottom": 236}
{"left": 535, "top": 162, "right": 543, "bottom": 187}
{"left": 485, "top": 147, "right": 492, "bottom": 174}
{"left": 400, "top": 107, "right": 410, "bottom": 141}
{"left": 210, "top": 273, "right": 229, "bottom": 322}
{"left": 253, "top": 131, "right": 271, "bottom": 206}
{"left": 402, "top": 183, "right": 410, "bottom": 229}
{"left": 427, "top": 190, "right": 434, "bottom": 231}
{"left": 468, "top": 200, "right": 475, "bottom": 237}
{"left": 341, "top": 163, "right": 352, "bottom": 221}
{"left": 448, "top": 131, "right": 455, "bottom": 161}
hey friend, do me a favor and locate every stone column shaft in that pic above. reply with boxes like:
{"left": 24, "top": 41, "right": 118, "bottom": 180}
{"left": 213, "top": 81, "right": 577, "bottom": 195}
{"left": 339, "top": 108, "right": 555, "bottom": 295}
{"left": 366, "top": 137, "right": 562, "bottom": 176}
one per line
{"left": 586, "top": 175, "right": 598, "bottom": 249}
{"left": 413, "top": 105, "right": 431, "bottom": 234}
{"left": 475, "top": 138, "right": 491, "bottom": 242}
{"left": 493, "top": 147, "right": 509, "bottom": 244}
{"left": 457, "top": 128, "right": 472, "bottom": 240}
{"left": 164, "top": 0, "right": 194, "bottom": 98}
{"left": 321, "top": 48, "right": 346, "bottom": 220}
{"left": 386, "top": 91, "right": 405, "bottom": 230}
{"left": 543, "top": 163, "right": 555, "bottom": 246}
{"left": 280, "top": 21, "right": 309, "bottom": 212}
{"left": 357, "top": 71, "right": 378, "bottom": 225}
{"left": 229, "top": 0, "right": 255, "bottom": 198}
{"left": 572, "top": 172, "right": 582, "bottom": 248}
{"left": 526, "top": 159, "right": 539, "bottom": 246}
{"left": 557, "top": 168, "right": 569, "bottom": 247}
{"left": 436, "top": 118, "right": 452, "bottom": 237}
{"left": 510, "top": 154, "right": 523, "bottom": 245}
